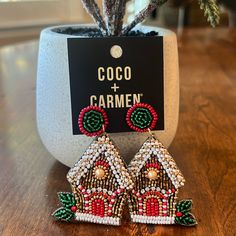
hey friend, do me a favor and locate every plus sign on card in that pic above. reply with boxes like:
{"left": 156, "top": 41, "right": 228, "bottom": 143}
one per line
{"left": 68, "top": 37, "right": 164, "bottom": 134}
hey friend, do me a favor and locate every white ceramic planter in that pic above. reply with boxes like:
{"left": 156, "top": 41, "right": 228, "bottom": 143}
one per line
{"left": 37, "top": 24, "right": 179, "bottom": 167}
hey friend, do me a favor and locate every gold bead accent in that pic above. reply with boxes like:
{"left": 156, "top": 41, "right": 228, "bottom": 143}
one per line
{"left": 147, "top": 170, "right": 158, "bottom": 180}
{"left": 95, "top": 168, "right": 105, "bottom": 179}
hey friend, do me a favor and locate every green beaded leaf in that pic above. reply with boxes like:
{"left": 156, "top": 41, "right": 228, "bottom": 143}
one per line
{"left": 176, "top": 199, "right": 193, "bottom": 213}
{"left": 52, "top": 207, "right": 75, "bottom": 221}
{"left": 175, "top": 213, "right": 198, "bottom": 226}
{"left": 58, "top": 192, "right": 76, "bottom": 209}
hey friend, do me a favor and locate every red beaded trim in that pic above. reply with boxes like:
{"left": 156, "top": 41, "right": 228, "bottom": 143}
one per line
{"left": 95, "top": 160, "right": 109, "bottom": 168}
{"left": 126, "top": 103, "right": 158, "bottom": 132}
{"left": 146, "top": 163, "right": 160, "bottom": 169}
{"left": 78, "top": 185, "right": 125, "bottom": 217}
{"left": 78, "top": 106, "right": 108, "bottom": 137}
{"left": 132, "top": 189, "right": 172, "bottom": 198}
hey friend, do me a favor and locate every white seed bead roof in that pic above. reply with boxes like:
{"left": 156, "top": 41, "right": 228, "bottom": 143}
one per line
{"left": 128, "top": 137, "right": 185, "bottom": 189}
{"left": 67, "top": 135, "right": 134, "bottom": 190}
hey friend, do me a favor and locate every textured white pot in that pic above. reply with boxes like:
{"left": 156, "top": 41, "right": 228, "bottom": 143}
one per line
{"left": 37, "top": 24, "right": 179, "bottom": 167}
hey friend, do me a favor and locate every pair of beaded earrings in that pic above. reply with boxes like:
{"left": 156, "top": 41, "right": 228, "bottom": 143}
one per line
{"left": 52, "top": 103, "right": 197, "bottom": 227}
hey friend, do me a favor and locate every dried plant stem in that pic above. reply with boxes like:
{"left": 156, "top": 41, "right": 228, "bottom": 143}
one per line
{"left": 121, "top": 4, "right": 155, "bottom": 35}
{"left": 103, "top": 0, "right": 116, "bottom": 35}
{"left": 112, "top": 0, "right": 122, "bottom": 35}
{"left": 81, "top": 0, "right": 108, "bottom": 35}
{"left": 114, "top": 0, "right": 127, "bottom": 36}
{"left": 121, "top": 0, "right": 167, "bottom": 35}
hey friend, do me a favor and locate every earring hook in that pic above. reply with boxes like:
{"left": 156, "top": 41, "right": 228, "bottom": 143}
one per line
{"left": 102, "top": 124, "right": 106, "bottom": 134}
{"left": 148, "top": 128, "right": 155, "bottom": 139}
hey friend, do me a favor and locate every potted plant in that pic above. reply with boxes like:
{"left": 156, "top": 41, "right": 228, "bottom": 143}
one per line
{"left": 37, "top": 0, "right": 219, "bottom": 167}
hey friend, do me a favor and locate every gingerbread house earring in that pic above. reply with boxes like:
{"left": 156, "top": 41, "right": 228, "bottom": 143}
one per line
{"left": 126, "top": 103, "right": 197, "bottom": 226}
{"left": 52, "top": 105, "right": 134, "bottom": 226}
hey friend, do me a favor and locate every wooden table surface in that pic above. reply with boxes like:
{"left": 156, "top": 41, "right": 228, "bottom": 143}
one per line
{"left": 0, "top": 28, "right": 235, "bottom": 236}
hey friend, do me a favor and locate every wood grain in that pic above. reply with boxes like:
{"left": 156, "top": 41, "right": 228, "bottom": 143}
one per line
{"left": 0, "top": 28, "right": 235, "bottom": 236}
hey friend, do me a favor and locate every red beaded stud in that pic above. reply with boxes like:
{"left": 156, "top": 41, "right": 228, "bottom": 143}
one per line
{"left": 176, "top": 212, "right": 183, "bottom": 217}
{"left": 71, "top": 206, "right": 77, "bottom": 212}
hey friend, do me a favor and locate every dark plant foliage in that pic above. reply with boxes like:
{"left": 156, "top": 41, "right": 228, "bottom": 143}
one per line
{"left": 79, "top": 0, "right": 220, "bottom": 36}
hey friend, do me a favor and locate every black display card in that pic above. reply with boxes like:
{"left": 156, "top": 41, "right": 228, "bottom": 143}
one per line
{"left": 67, "top": 36, "right": 164, "bottom": 135}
